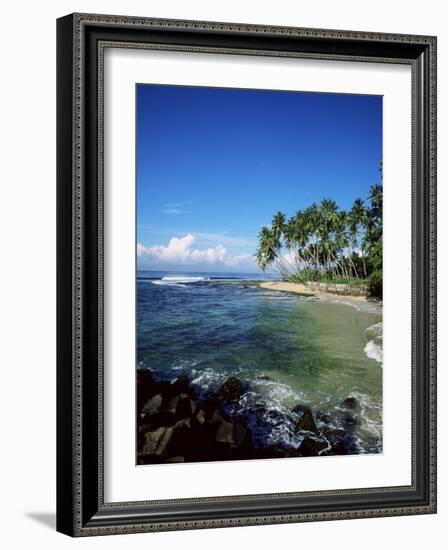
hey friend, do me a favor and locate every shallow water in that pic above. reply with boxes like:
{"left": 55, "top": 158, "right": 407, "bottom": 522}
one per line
{"left": 137, "top": 271, "right": 383, "bottom": 454}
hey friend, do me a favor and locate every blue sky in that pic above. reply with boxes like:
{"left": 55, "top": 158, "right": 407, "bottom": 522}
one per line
{"left": 136, "top": 84, "right": 382, "bottom": 273}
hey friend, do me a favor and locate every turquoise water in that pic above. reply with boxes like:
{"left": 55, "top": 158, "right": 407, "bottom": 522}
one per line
{"left": 137, "top": 271, "right": 383, "bottom": 453}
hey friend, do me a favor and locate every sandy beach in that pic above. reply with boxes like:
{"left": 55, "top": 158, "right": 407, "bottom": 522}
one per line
{"left": 258, "top": 281, "right": 369, "bottom": 303}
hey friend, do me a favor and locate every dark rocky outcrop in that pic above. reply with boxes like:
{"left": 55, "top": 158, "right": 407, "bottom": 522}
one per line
{"left": 293, "top": 404, "right": 318, "bottom": 434}
{"left": 342, "top": 396, "right": 359, "bottom": 410}
{"left": 136, "top": 369, "right": 359, "bottom": 464}
{"left": 141, "top": 426, "right": 173, "bottom": 457}
{"left": 343, "top": 412, "right": 358, "bottom": 427}
{"left": 142, "top": 393, "right": 163, "bottom": 415}
{"left": 296, "top": 436, "right": 328, "bottom": 456}
{"left": 215, "top": 377, "right": 243, "bottom": 401}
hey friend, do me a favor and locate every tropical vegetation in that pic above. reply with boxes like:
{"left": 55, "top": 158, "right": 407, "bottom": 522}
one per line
{"left": 255, "top": 181, "right": 383, "bottom": 298}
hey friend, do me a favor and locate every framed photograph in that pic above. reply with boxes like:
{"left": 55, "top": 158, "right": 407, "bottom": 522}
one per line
{"left": 57, "top": 13, "right": 437, "bottom": 536}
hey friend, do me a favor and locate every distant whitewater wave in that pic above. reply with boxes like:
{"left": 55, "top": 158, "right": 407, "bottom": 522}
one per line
{"left": 162, "top": 276, "right": 208, "bottom": 283}
{"left": 364, "top": 322, "right": 383, "bottom": 364}
{"left": 150, "top": 276, "right": 209, "bottom": 286}
{"left": 151, "top": 281, "right": 186, "bottom": 287}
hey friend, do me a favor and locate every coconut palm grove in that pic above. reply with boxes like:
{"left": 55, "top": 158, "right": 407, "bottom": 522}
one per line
{"left": 255, "top": 178, "right": 383, "bottom": 297}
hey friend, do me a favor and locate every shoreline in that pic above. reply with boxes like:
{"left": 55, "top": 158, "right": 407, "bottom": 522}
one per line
{"left": 258, "top": 281, "right": 380, "bottom": 307}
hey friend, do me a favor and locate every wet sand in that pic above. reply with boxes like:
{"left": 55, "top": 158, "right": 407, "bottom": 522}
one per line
{"left": 258, "top": 281, "right": 368, "bottom": 303}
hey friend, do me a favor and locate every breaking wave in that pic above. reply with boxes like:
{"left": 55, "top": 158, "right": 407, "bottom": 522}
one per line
{"left": 151, "top": 276, "right": 209, "bottom": 286}
{"left": 364, "top": 322, "right": 383, "bottom": 364}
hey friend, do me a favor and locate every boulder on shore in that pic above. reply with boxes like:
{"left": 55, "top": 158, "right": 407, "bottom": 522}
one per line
{"left": 141, "top": 426, "right": 174, "bottom": 457}
{"left": 215, "top": 377, "right": 243, "bottom": 401}
{"left": 297, "top": 436, "right": 328, "bottom": 456}
{"left": 342, "top": 396, "right": 359, "bottom": 410}
{"left": 171, "top": 375, "right": 193, "bottom": 396}
{"left": 142, "top": 393, "right": 163, "bottom": 415}
{"left": 293, "top": 404, "right": 318, "bottom": 434}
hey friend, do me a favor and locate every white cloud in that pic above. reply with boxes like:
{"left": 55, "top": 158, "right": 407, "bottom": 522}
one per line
{"left": 162, "top": 208, "right": 183, "bottom": 215}
{"left": 137, "top": 234, "right": 254, "bottom": 267}
{"left": 162, "top": 200, "right": 192, "bottom": 215}
{"left": 164, "top": 200, "right": 192, "bottom": 208}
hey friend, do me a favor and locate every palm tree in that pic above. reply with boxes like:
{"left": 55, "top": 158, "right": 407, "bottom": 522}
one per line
{"left": 333, "top": 210, "right": 350, "bottom": 278}
{"left": 319, "top": 198, "right": 339, "bottom": 274}
{"left": 349, "top": 198, "right": 368, "bottom": 278}
{"left": 272, "top": 211, "right": 286, "bottom": 240}
{"left": 369, "top": 183, "right": 382, "bottom": 223}
{"left": 255, "top": 226, "right": 277, "bottom": 271}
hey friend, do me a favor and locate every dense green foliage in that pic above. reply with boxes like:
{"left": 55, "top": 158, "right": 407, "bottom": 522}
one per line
{"left": 255, "top": 181, "right": 383, "bottom": 298}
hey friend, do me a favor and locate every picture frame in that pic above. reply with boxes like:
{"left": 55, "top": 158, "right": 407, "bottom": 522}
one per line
{"left": 56, "top": 13, "right": 437, "bottom": 536}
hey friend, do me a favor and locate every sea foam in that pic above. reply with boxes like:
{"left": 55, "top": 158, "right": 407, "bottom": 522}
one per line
{"left": 364, "top": 322, "right": 383, "bottom": 364}
{"left": 151, "top": 275, "right": 209, "bottom": 286}
{"left": 364, "top": 340, "right": 383, "bottom": 363}
{"left": 162, "top": 276, "right": 207, "bottom": 283}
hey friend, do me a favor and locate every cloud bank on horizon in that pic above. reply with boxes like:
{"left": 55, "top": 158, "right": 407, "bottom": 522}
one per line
{"left": 137, "top": 234, "right": 257, "bottom": 272}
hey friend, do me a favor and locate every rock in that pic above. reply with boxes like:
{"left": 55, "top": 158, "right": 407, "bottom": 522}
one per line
{"left": 141, "top": 427, "right": 166, "bottom": 455}
{"left": 196, "top": 408, "right": 207, "bottom": 425}
{"left": 342, "top": 396, "right": 359, "bottom": 410}
{"left": 137, "top": 423, "right": 151, "bottom": 451}
{"left": 138, "top": 412, "right": 150, "bottom": 426}
{"left": 198, "top": 398, "right": 219, "bottom": 421}
{"left": 137, "top": 368, "right": 153, "bottom": 382}
{"left": 154, "top": 426, "right": 174, "bottom": 456}
{"left": 320, "top": 428, "right": 351, "bottom": 456}
{"left": 215, "top": 420, "right": 235, "bottom": 444}
{"left": 293, "top": 404, "right": 318, "bottom": 434}
{"left": 343, "top": 412, "right": 358, "bottom": 427}
{"left": 137, "top": 369, "right": 155, "bottom": 408}
{"left": 322, "top": 428, "right": 345, "bottom": 444}
{"left": 167, "top": 395, "right": 181, "bottom": 413}
{"left": 327, "top": 441, "right": 350, "bottom": 456}
{"left": 140, "top": 426, "right": 175, "bottom": 457}
{"left": 233, "top": 422, "right": 248, "bottom": 446}
{"left": 168, "top": 418, "right": 210, "bottom": 460}
{"left": 145, "top": 410, "right": 177, "bottom": 430}
{"left": 176, "top": 395, "right": 197, "bottom": 418}
{"left": 316, "top": 411, "right": 331, "bottom": 425}
{"left": 209, "top": 409, "right": 227, "bottom": 425}
{"left": 171, "top": 375, "right": 192, "bottom": 395}
{"left": 297, "top": 436, "right": 328, "bottom": 456}
{"left": 257, "top": 444, "right": 286, "bottom": 459}
{"left": 166, "top": 456, "right": 185, "bottom": 463}
{"left": 142, "top": 393, "right": 163, "bottom": 415}
{"left": 168, "top": 418, "right": 193, "bottom": 454}
{"left": 167, "top": 394, "right": 197, "bottom": 418}
{"left": 253, "top": 403, "right": 267, "bottom": 415}
{"left": 215, "top": 377, "right": 243, "bottom": 401}
{"left": 137, "top": 369, "right": 153, "bottom": 391}
{"left": 138, "top": 423, "right": 153, "bottom": 436}
{"left": 137, "top": 379, "right": 173, "bottom": 410}
{"left": 285, "top": 448, "right": 303, "bottom": 458}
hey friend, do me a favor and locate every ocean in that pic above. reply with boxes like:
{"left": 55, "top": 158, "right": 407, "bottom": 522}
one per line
{"left": 137, "top": 270, "right": 383, "bottom": 454}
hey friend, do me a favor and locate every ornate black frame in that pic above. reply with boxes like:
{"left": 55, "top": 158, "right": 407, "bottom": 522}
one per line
{"left": 56, "top": 13, "right": 437, "bottom": 537}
